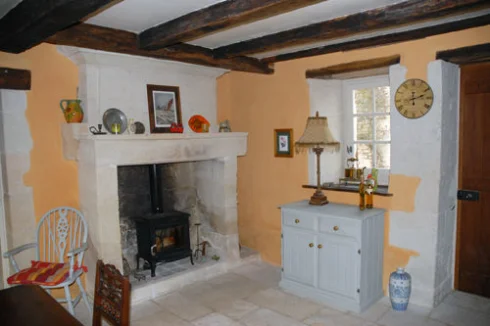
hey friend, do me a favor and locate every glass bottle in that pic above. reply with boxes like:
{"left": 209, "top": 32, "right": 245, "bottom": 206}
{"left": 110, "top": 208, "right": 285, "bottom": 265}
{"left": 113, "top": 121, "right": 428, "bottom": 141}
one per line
{"left": 366, "top": 183, "right": 374, "bottom": 209}
{"left": 359, "top": 173, "right": 365, "bottom": 211}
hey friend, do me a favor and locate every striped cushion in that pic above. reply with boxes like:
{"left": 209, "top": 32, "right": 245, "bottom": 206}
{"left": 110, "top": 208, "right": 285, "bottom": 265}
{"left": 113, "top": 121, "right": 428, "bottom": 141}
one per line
{"left": 7, "top": 261, "right": 87, "bottom": 286}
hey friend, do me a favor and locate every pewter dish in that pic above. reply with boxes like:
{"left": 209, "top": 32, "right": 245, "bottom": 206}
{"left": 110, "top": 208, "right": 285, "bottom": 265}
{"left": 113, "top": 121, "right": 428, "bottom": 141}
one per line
{"left": 103, "top": 108, "right": 128, "bottom": 134}
{"left": 131, "top": 121, "right": 145, "bottom": 134}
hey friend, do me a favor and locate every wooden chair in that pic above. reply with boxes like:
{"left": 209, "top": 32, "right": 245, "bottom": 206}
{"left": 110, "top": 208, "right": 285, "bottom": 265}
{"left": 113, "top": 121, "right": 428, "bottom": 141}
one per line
{"left": 93, "top": 260, "right": 131, "bottom": 326}
{"left": 3, "top": 207, "right": 91, "bottom": 315}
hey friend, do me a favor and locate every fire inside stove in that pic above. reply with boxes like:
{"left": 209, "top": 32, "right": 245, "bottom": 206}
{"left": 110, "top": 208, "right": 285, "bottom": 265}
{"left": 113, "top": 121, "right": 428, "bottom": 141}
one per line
{"left": 155, "top": 229, "right": 178, "bottom": 251}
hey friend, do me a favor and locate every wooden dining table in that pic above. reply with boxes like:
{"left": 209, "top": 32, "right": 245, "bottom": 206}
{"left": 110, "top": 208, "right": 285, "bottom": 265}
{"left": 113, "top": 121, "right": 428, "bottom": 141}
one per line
{"left": 0, "top": 285, "right": 84, "bottom": 325}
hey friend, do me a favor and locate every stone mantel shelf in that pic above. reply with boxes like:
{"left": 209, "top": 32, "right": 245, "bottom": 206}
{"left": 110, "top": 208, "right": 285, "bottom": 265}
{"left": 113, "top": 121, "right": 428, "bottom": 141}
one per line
{"left": 63, "top": 123, "right": 247, "bottom": 141}
{"left": 76, "top": 132, "right": 248, "bottom": 141}
{"left": 61, "top": 123, "right": 248, "bottom": 165}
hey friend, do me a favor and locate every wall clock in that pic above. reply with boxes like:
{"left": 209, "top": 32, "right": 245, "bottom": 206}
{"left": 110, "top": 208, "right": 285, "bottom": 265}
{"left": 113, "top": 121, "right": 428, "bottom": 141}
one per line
{"left": 394, "top": 78, "right": 434, "bottom": 119}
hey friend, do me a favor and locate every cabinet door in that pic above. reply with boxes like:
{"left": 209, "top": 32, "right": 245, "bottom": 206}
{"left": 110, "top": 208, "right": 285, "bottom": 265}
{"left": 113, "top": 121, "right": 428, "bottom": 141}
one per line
{"left": 317, "top": 234, "right": 360, "bottom": 300}
{"left": 282, "top": 227, "right": 316, "bottom": 286}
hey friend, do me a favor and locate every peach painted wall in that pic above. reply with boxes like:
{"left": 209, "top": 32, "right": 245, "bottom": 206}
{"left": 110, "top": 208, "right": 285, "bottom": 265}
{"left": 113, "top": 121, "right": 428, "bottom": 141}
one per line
{"left": 0, "top": 44, "right": 80, "bottom": 218}
{"left": 217, "top": 26, "right": 490, "bottom": 289}
{"left": 0, "top": 44, "right": 81, "bottom": 294}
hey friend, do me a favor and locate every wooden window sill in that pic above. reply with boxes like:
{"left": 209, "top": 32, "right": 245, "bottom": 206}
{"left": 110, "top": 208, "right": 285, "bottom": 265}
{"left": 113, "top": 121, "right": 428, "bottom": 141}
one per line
{"left": 302, "top": 184, "right": 393, "bottom": 197}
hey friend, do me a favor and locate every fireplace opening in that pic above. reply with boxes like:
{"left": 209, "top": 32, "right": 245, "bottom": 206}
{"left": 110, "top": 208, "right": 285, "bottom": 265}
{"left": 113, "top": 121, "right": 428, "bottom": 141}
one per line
{"left": 118, "top": 164, "right": 194, "bottom": 278}
{"left": 118, "top": 159, "right": 237, "bottom": 281}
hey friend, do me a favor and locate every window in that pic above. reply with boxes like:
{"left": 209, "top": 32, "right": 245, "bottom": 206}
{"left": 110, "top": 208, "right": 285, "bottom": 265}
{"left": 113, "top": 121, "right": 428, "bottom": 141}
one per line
{"left": 343, "top": 76, "right": 390, "bottom": 183}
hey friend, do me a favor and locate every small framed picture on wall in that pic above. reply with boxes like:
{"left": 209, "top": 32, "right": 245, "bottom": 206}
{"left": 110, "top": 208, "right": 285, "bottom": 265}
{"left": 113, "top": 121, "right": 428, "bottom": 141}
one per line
{"left": 274, "top": 129, "right": 294, "bottom": 158}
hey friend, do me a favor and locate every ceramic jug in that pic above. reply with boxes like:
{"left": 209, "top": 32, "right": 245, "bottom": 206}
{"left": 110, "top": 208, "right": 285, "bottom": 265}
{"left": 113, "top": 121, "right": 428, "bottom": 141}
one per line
{"left": 60, "top": 99, "right": 84, "bottom": 123}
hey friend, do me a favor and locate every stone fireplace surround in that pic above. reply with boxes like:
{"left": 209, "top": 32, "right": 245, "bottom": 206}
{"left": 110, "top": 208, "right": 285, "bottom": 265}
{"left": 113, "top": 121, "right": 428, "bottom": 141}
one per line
{"left": 62, "top": 125, "right": 248, "bottom": 298}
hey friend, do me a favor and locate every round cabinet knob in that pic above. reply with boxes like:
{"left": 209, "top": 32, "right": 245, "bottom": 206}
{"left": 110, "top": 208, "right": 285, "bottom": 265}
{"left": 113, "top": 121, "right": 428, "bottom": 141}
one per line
{"left": 295, "top": 219, "right": 300, "bottom": 224}
{"left": 309, "top": 243, "right": 314, "bottom": 248}
{"left": 333, "top": 226, "right": 339, "bottom": 231}
{"left": 317, "top": 244, "right": 323, "bottom": 249}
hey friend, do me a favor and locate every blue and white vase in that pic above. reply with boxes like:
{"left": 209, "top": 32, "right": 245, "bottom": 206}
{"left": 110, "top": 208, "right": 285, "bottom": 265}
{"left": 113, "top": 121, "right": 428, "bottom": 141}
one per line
{"left": 389, "top": 267, "right": 411, "bottom": 311}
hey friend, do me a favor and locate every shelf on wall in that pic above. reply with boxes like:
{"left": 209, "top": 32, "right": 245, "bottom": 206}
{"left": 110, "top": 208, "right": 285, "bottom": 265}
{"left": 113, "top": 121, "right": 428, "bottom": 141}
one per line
{"left": 302, "top": 184, "right": 393, "bottom": 197}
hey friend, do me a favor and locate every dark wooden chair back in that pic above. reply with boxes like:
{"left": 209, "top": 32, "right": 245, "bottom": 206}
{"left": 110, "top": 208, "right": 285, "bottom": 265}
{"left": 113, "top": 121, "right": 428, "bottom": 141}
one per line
{"left": 92, "top": 260, "right": 131, "bottom": 326}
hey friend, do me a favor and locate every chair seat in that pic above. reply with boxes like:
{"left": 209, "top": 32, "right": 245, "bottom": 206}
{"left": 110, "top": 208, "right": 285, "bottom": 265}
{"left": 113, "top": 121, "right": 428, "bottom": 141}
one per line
{"left": 7, "top": 261, "right": 87, "bottom": 286}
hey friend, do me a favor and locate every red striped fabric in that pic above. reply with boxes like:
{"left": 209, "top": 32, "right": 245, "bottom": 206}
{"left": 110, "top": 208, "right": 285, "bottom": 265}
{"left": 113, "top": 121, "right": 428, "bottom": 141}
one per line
{"left": 7, "top": 261, "right": 87, "bottom": 286}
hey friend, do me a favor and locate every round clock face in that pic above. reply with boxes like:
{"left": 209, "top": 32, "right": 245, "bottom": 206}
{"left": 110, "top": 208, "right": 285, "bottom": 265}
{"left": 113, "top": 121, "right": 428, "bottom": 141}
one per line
{"left": 395, "top": 78, "right": 434, "bottom": 119}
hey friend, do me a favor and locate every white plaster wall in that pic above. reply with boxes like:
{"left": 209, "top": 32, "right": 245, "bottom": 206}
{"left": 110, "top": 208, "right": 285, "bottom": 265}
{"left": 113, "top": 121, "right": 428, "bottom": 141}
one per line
{"left": 59, "top": 47, "right": 225, "bottom": 132}
{"left": 434, "top": 60, "right": 460, "bottom": 305}
{"left": 0, "top": 90, "right": 36, "bottom": 270}
{"left": 389, "top": 64, "right": 442, "bottom": 307}
{"left": 306, "top": 79, "right": 343, "bottom": 184}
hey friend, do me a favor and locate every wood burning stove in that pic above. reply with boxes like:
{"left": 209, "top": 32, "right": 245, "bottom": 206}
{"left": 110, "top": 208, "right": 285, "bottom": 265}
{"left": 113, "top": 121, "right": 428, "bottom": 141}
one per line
{"left": 133, "top": 164, "right": 193, "bottom": 277}
{"left": 134, "top": 211, "right": 193, "bottom": 277}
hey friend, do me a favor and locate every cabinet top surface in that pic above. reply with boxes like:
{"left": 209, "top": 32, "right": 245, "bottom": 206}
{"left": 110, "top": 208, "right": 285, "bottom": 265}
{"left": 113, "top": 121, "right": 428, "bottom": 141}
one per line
{"left": 280, "top": 200, "right": 384, "bottom": 220}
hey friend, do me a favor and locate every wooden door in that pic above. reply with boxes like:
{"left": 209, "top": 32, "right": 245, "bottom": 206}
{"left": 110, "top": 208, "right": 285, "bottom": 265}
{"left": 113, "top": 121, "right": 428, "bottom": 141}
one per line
{"left": 456, "top": 62, "right": 490, "bottom": 297}
{"left": 282, "top": 227, "right": 315, "bottom": 286}
{"left": 317, "top": 234, "right": 359, "bottom": 300}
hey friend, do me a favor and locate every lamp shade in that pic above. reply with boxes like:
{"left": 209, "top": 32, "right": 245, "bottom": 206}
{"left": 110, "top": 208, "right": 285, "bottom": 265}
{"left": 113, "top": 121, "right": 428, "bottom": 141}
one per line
{"left": 295, "top": 112, "right": 340, "bottom": 152}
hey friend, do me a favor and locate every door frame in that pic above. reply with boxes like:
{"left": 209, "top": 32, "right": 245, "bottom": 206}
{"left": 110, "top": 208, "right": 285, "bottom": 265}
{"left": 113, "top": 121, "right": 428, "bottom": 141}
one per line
{"left": 0, "top": 90, "right": 10, "bottom": 288}
{"left": 0, "top": 156, "right": 9, "bottom": 288}
{"left": 436, "top": 45, "right": 490, "bottom": 293}
{"left": 454, "top": 71, "right": 464, "bottom": 290}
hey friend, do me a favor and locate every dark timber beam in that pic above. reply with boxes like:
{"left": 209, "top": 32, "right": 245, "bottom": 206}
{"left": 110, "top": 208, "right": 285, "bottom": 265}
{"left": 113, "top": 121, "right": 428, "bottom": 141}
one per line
{"left": 0, "top": 0, "right": 117, "bottom": 53}
{"left": 262, "top": 13, "right": 490, "bottom": 64}
{"left": 0, "top": 68, "right": 31, "bottom": 90}
{"left": 139, "top": 0, "right": 327, "bottom": 50}
{"left": 214, "top": 0, "right": 490, "bottom": 58}
{"left": 45, "top": 24, "right": 273, "bottom": 75}
{"left": 436, "top": 43, "right": 490, "bottom": 65}
{"left": 306, "top": 55, "right": 400, "bottom": 79}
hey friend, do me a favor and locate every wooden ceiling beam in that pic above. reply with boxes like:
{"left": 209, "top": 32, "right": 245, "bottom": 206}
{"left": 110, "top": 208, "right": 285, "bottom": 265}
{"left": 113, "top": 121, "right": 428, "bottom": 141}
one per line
{"left": 305, "top": 55, "right": 400, "bottom": 79}
{"left": 45, "top": 24, "right": 273, "bottom": 75}
{"left": 138, "top": 0, "right": 327, "bottom": 50}
{"left": 262, "top": 13, "right": 490, "bottom": 64}
{"left": 436, "top": 43, "right": 490, "bottom": 65}
{"left": 0, "top": 67, "right": 31, "bottom": 90}
{"left": 214, "top": 0, "right": 490, "bottom": 58}
{"left": 0, "top": 0, "right": 117, "bottom": 53}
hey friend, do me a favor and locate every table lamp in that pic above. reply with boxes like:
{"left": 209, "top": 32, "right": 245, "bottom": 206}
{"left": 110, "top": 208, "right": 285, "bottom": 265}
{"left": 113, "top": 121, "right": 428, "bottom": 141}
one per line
{"left": 296, "top": 111, "right": 340, "bottom": 205}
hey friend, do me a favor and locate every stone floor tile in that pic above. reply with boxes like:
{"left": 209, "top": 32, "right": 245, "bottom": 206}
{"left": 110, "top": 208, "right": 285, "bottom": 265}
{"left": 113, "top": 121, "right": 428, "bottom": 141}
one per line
{"left": 119, "top": 265, "right": 490, "bottom": 326}
{"left": 192, "top": 313, "right": 243, "bottom": 326}
{"left": 247, "top": 288, "right": 322, "bottom": 321}
{"left": 130, "top": 299, "right": 162, "bottom": 321}
{"left": 210, "top": 275, "right": 267, "bottom": 300}
{"left": 429, "top": 302, "right": 489, "bottom": 326}
{"left": 233, "top": 262, "right": 281, "bottom": 287}
{"left": 208, "top": 272, "right": 250, "bottom": 286}
{"left": 180, "top": 281, "right": 215, "bottom": 298}
{"left": 379, "top": 309, "right": 446, "bottom": 326}
{"left": 189, "top": 285, "right": 238, "bottom": 309}
{"left": 131, "top": 309, "right": 193, "bottom": 326}
{"left": 153, "top": 292, "right": 212, "bottom": 321}
{"left": 211, "top": 299, "right": 259, "bottom": 320}
{"left": 350, "top": 301, "right": 390, "bottom": 322}
{"left": 304, "top": 310, "right": 374, "bottom": 326}
{"left": 444, "top": 291, "right": 490, "bottom": 313}
{"left": 240, "top": 308, "right": 307, "bottom": 326}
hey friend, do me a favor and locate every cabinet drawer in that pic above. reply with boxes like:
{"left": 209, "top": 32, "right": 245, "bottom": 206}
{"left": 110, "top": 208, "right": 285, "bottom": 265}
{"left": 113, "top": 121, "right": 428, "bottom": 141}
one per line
{"left": 319, "top": 216, "right": 360, "bottom": 238}
{"left": 283, "top": 210, "right": 317, "bottom": 231}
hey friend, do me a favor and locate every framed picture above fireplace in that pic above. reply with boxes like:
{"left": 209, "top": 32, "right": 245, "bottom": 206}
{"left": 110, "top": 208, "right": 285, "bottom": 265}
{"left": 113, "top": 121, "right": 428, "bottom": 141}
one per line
{"left": 147, "top": 84, "right": 183, "bottom": 133}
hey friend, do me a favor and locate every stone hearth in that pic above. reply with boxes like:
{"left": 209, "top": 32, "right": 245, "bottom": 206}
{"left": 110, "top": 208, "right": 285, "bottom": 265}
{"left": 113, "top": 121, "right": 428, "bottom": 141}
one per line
{"left": 62, "top": 125, "right": 247, "bottom": 292}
